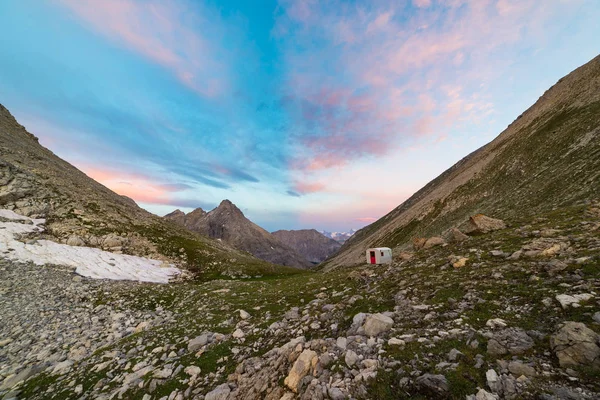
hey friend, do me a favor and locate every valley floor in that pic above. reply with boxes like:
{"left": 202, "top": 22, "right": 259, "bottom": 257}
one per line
{"left": 0, "top": 202, "right": 599, "bottom": 399}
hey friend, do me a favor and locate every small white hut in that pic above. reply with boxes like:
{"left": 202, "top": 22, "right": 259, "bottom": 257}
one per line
{"left": 366, "top": 247, "right": 392, "bottom": 265}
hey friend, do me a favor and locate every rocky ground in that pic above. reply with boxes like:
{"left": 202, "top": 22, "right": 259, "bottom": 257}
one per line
{"left": 0, "top": 201, "right": 599, "bottom": 400}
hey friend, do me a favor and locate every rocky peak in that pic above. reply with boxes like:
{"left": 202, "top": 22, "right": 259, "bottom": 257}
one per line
{"left": 213, "top": 199, "right": 244, "bottom": 217}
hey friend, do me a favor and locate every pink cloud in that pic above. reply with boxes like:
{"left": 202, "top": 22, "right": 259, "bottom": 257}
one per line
{"left": 56, "top": 0, "right": 233, "bottom": 97}
{"left": 275, "top": 0, "right": 574, "bottom": 186}
{"left": 355, "top": 217, "right": 377, "bottom": 223}
{"left": 82, "top": 166, "right": 190, "bottom": 205}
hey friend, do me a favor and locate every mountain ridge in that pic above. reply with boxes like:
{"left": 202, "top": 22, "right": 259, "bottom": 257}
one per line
{"left": 0, "top": 104, "right": 297, "bottom": 278}
{"left": 271, "top": 228, "right": 341, "bottom": 264}
{"left": 165, "top": 200, "right": 313, "bottom": 269}
{"left": 325, "top": 54, "right": 600, "bottom": 269}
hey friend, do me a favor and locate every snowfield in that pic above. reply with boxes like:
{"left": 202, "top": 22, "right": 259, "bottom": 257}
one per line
{"left": 0, "top": 209, "right": 181, "bottom": 283}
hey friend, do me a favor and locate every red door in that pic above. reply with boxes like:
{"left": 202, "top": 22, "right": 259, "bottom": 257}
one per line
{"left": 370, "top": 251, "right": 376, "bottom": 264}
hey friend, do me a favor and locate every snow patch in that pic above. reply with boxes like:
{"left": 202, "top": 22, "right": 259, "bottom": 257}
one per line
{"left": 0, "top": 209, "right": 180, "bottom": 283}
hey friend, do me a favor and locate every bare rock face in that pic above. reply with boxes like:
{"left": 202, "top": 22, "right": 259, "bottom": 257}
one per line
{"left": 550, "top": 321, "right": 600, "bottom": 368}
{"left": 284, "top": 349, "right": 317, "bottom": 393}
{"left": 466, "top": 214, "right": 507, "bottom": 234}
{"left": 165, "top": 201, "right": 312, "bottom": 269}
{"left": 271, "top": 229, "right": 341, "bottom": 264}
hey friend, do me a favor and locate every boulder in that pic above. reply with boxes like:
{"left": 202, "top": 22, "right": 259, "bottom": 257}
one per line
{"left": 345, "top": 350, "right": 358, "bottom": 367}
{"left": 550, "top": 321, "right": 600, "bottom": 368}
{"left": 487, "top": 328, "right": 534, "bottom": 356}
{"left": 416, "top": 374, "right": 449, "bottom": 396}
{"left": 188, "top": 333, "right": 210, "bottom": 352}
{"left": 508, "top": 361, "right": 536, "bottom": 377}
{"left": 555, "top": 294, "right": 594, "bottom": 309}
{"left": 66, "top": 235, "right": 85, "bottom": 247}
{"left": 412, "top": 238, "right": 427, "bottom": 250}
{"left": 423, "top": 237, "right": 446, "bottom": 249}
{"left": 205, "top": 383, "right": 231, "bottom": 400}
{"left": 448, "top": 227, "right": 470, "bottom": 243}
{"left": 362, "top": 313, "right": 394, "bottom": 337}
{"left": 467, "top": 214, "right": 506, "bottom": 234}
{"left": 284, "top": 349, "right": 317, "bottom": 392}
{"left": 102, "top": 233, "right": 125, "bottom": 248}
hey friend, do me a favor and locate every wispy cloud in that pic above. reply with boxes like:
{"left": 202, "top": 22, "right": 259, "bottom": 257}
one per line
{"left": 56, "top": 0, "right": 236, "bottom": 97}
{"left": 275, "top": 0, "right": 581, "bottom": 194}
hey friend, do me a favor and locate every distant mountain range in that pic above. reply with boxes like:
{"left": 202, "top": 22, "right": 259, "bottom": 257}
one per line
{"left": 165, "top": 201, "right": 313, "bottom": 269}
{"left": 319, "top": 229, "right": 357, "bottom": 244}
{"left": 272, "top": 229, "right": 341, "bottom": 264}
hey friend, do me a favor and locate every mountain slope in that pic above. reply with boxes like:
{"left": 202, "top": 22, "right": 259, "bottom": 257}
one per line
{"left": 0, "top": 104, "right": 299, "bottom": 279}
{"left": 325, "top": 55, "right": 600, "bottom": 269}
{"left": 165, "top": 201, "right": 313, "bottom": 269}
{"left": 272, "top": 229, "right": 342, "bottom": 264}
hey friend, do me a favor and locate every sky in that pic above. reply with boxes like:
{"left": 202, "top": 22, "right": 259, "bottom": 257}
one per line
{"left": 0, "top": 0, "right": 599, "bottom": 232}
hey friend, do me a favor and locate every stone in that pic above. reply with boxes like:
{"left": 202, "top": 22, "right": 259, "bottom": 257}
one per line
{"left": 188, "top": 334, "right": 210, "bottom": 352}
{"left": 232, "top": 329, "right": 244, "bottom": 339}
{"left": 474, "top": 388, "right": 499, "bottom": 400}
{"left": 345, "top": 350, "right": 358, "bottom": 367}
{"left": 184, "top": 366, "right": 201, "bottom": 377}
{"left": 451, "top": 257, "right": 468, "bottom": 268}
{"left": 593, "top": 312, "right": 600, "bottom": 324}
{"left": 508, "top": 361, "right": 536, "bottom": 377}
{"left": 555, "top": 293, "right": 594, "bottom": 309}
{"left": 205, "top": 383, "right": 231, "bottom": 400}
{"left": 550, "top": 321, "right": 600, "bottom": 368}
{"left": 284, "top": 349, "right": 317, "bottom": 392}
{"left": 487, "top": 328, "right": 534, "bottom": 356}
{"left": 66, "top": 235, "right": 85, "bottom": 247}
{"left": 448, "top": 228, "right": 470, "bottom": 243}
{"left": 284, "top": 307, "right": 300, "bottom": 320}
{"left": 423, "top": 236, "right": 446, "bottom": 249}
{"left": 362, "top": 313, "right": 394, "bottom": 337}
{"left": 336, "top": 337, "right": 347, "bottom": 349}
{"left": 52, "top": 360, "right": 74, "bottom": 375}
{"left": 327, "top": 387, "right": 345, "bottom": 400}
{"left": 486, "top": 369, "right": 499, "bottom": 391}
{"left": 448, "top": 348, "right": 463, "bottom": 361}
{"left": 388, "top": 338, "right": 405, "bottom": 346}
{"left": 486, "top": 318, "right": 508, "bottom": 329}
{"left": 412, "top": 238, "right": 427, "bottom": 250}
{"left": 415, "top": 374, "right": 449, "bottom": 396}
{"left": 318, "top": 353, "right": 332, "bottom": 368}
{"left": 467, "top": 214, "right": 506, "bottom": 234}
{"left": 239, "top": 309, "right": 251, "bottom": 320}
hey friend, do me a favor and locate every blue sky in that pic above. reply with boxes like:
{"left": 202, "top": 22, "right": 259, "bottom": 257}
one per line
{"left": 0, "top": 0, "right": 598, "bottom": 231}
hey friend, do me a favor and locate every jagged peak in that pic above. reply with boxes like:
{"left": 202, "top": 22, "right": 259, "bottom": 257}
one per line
{"left": 164, "top": 209, "right": 185, "bottom": 218}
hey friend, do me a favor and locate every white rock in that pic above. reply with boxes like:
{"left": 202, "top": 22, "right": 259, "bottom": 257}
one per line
{"left": 556, "top": 294, "right": 594, "bottom": 309}
{"left": 52, "top": 360, "right": 74, "bottom": 375}
{"left": 486, "top": 318, "right": 508, "bottom": 329}
{"left": 336, "top": 337, "right": 347, "bottom": 349}
{"left": 232, "top": 329, "right": 245, "bottom": 338}
{"left": 184, "top": 365, "right": 201, "bottom": 377}
{"left": 205, "top": 383, "right": 231, "bottom": 400}
{"left": 345, "top": 350, "right": 358, "bottom": 367}
{"left": 362, "top": 313, "right": 394, "bottom": 337}
{"left": 388, "top": 338, "right": 405, "bottom": 346}
{"left": 239, "top": 309, "right": 251, "bottom": 320}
